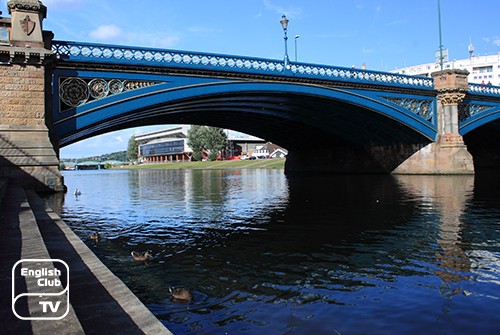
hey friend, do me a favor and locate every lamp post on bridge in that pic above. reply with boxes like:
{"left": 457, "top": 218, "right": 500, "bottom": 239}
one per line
{"left": 294, "top": 35, "right": 300, "bottom": 62}
{"left": 437, "top": 0, "right": 444, "bottom": 70}
{"left": 280, "top": 14, "right": 289, "bottom": 69}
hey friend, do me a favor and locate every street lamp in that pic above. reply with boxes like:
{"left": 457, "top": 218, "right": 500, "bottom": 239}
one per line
{"left": 294, "top": 35, "right": 300, "bottom": 62}
{"left": 280, "top": 14, "right": 289, "bottom": 68}
{"left": 437, "top": 0, "right": 444, "bottom": 70}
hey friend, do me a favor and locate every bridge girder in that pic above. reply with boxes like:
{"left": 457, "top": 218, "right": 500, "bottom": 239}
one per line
{"left": 52, "top": 69, "right": 436, "bottom": 151}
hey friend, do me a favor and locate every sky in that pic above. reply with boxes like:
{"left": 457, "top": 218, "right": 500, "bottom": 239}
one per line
{"left": 3, "top": 0, "right": 499, "bottom": 158}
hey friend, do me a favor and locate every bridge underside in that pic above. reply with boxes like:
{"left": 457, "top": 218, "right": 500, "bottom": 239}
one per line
{"left": 464, "top": 119, "right": 500, "bottom": 171}
{"left": 55, "top": 88, "right": 432, "bottom": 174}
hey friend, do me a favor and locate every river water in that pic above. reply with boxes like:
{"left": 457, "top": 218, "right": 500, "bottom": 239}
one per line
{"left": 52, "top": 169, "right": 499, "bottom": 335}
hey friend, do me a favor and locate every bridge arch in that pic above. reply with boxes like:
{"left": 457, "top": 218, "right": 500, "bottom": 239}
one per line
{"left": 460, "top": 107, "right": 500, "bottom": 135}
{"left": 55, "top": 80, "right": 435, "bottom": 150}
{"left": 461, "top": 110, "right": 500, "bottom": 170}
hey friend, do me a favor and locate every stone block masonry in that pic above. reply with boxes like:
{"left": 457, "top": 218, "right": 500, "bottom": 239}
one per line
{"left": 0, "top": 60, "right": 65, "bottom": 192}
{"left": 0, "top": 64, "right": 46, "bottom": 126}
{"left": 0, "top": 0, "right": 65, "bottom": 192}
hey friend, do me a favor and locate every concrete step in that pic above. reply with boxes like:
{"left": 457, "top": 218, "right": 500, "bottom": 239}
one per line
{"left": 19, "top": 188, "right": 85, "bottom": 334}
{"left": 0, "top": 185, "right": 172, "bottom": 334}
{"left": 0, "top": 185, "right": 84, "bottom": 334}
{"left": 26, "top": 190, "right": 172, "bottom": 335}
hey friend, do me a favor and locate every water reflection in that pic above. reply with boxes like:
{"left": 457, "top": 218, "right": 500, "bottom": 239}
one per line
{"left": 49, "top": 170, "right": 500, "bottom": 335}
{"left": 395, "top": 176, "right": 474, "bottom": 297}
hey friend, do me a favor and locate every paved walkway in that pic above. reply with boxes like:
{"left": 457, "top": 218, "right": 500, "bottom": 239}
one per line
{"left": 0, "top": 184, "right": 172, "bottom": 335}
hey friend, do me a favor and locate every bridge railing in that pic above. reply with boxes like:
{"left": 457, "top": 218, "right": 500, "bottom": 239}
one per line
{"left": 52, "top": 40, "right": 434, "bottom": 91}
{"left": 468, "top": 83, "right": 500, "bottom": 96}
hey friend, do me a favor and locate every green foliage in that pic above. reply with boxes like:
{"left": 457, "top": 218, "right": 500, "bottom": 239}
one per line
{"left": 103, "top": 151, "right": 128, "bottom": 161}
{"left": 127, "top": 136, "right": 139, "bottom": 161}
{"left": 204, "top": 127, "right": 227, "bottom": 161}
{"left": 104, "top": 163, "right": 112, "bottom": 169}
{"left": 187, "top": 126, "right": 227, "bottom": 161}
{"left": 62, "top": 151, "right": 128, "bottom": 163}
{"left": 187, "top": 125, "right": 205, "bottom": 161}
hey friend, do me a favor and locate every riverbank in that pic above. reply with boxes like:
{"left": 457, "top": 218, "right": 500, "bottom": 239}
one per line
{"left": 115, "top": 158, "right": 285, "bottom": 170}
{"left": 0, "top": 184, "right": 172, "bottom": 334}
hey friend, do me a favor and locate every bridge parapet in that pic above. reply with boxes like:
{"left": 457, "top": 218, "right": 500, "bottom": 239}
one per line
{"left": 52, "top": 40, "right": 434, "bottom": 91}
{"left": 468, "top": 83, "right": 500, "bottom": 96}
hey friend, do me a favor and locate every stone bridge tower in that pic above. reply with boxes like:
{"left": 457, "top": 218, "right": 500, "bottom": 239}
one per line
{"left": 392, "top": 70, "right": 475, "bottom": 174}
{"left": 0, "top": 0, "right": 64, "bottom": 192}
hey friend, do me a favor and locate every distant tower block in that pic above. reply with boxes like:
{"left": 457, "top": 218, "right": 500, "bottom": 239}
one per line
{"left": 468, "top": 37, "right": 475, "bottom": 60}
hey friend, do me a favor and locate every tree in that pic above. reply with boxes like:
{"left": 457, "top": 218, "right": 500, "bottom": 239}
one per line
{"left": 204, "top": 126, "right": 227, "bottom": 161}
{"left": 187, "top": 125, "right": 228, "bottom": 161}
{"left": 187, "top": 125, "right": 205, "bottom": 161}
{"left": 127, "top": 135, "right": 139, "bottom": 162}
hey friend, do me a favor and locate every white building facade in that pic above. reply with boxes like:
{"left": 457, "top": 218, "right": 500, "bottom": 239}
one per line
{"left": 392, "top": 54, "right": 500, "bottom": 86}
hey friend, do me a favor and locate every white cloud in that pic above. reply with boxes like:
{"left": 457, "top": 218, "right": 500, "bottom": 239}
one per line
{"left": 89, "top": 24, "right": 122, "bottom": 41}
{"left": 42, "top": 0, "right": 84, "bottom": 9}
{"left": 155, "top": 35, "right": 180, "bottom": 48}
{"left": 385, "top": 19, "right": 407, "bottom": 27}
{"left": 60, "top": 126, "right": 169, "bottom": 158}
{"left": 263, "top": 0, "right": 302, "bottom": 19}
{"left": 123, "top": 31, "right": 180, "bottom": 49}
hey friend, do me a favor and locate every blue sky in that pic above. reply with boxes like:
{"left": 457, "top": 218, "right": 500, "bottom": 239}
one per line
{"left": 4, "top": 0, "right": 499, "bottom": 158}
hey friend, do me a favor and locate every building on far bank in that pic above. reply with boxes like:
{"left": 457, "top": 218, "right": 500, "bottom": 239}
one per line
{"left": 248, "top": 142, "right": 288, "bottom": 159}
{"left": 135, "top": 126, "right": 192, "bottom": 163}
{"left": 135, "top": 126, "right": 276, "bottom": 163}
{"left": 392, "top": 53, "right": 500, "bottom": 86}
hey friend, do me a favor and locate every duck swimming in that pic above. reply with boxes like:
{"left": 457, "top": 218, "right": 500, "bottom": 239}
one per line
{"left": 74, "top": 188, "right": 81, "bottom": 196}
{"left": 90, "top": 232, "right": 101, "bottom": 240}
{"left": 131, "top": 251, "right": 152, "bottom": 262}
{"left": 169, "top": 287, "right": 193, "bottom": 303}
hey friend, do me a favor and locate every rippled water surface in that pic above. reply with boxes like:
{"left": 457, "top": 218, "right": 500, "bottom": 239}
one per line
{"left": 52, "top": 169, "right": 500, "bottom": 334}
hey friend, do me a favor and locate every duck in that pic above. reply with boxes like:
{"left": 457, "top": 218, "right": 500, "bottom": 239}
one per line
{"left": 90, "top": 232, "right": 101, "bottom": 240}
{"left": 169, "top": 287, "right": 193, "bottom": 303}
{"left": 74, "top": 188, "right": 81, "bottom": 196}
{"left": 131, "top": 251, "right": 152, "bottom": 262}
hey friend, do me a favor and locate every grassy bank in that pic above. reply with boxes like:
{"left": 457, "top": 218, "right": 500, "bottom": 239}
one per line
{"left": 115, "top": 158, "right": 286, "bottom": 170}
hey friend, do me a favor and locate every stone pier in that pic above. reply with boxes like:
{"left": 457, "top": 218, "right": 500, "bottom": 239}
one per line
{"left": 392, "top": 69, "right": 474, "bottom": 174}
{"left": 0, "top": 0, "right": 65, "bottom": 192}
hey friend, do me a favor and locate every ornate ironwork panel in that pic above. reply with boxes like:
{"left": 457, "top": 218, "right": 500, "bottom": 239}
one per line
{"left": 458, "top": 101, "right": 495, "bottom": 122}
{"left": 382, "top": 97, "right": 434, "bottom": 122}
{"left": 59, "top": 77, "right": 159, "bottom": 111}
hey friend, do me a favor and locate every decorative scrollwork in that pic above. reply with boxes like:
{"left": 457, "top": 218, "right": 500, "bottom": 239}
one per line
{"left": 60, "top": 78, "right": 89, "bottom": 107}
{"left": 52, "top": 41, "right": 435, "bottom": 90}
{"left": 438, "top": 91, "right": 466, "bottom": 105}
{"left": 59, "top": 77, "right": 159, "bottom": 110}
{"left": 383, "top": 97, "right": 434, "bottom": 121}
{"left": 458, "top": 102, "right": 494, "bottom": 122}
{"left": 108, "top": 79, "right": 124, "bottom": 94}
{"left": 88, "top": 79, "right": 109, "bottom": 99}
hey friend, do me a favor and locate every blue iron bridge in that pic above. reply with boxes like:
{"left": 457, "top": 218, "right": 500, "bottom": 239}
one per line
{"left": 51, "top": 40, "right": 500, "bottom": 172}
